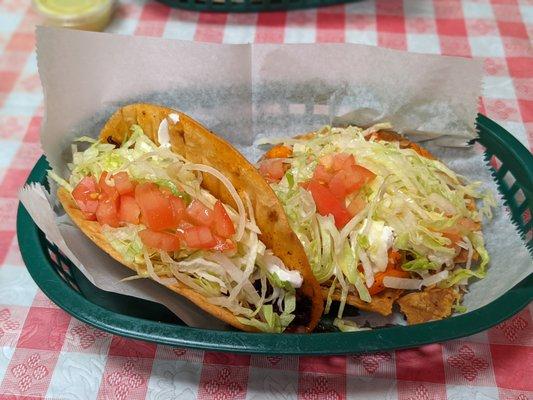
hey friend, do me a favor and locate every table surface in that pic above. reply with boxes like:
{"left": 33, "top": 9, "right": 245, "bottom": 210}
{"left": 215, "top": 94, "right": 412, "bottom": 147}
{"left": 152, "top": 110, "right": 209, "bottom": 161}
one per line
{"left": 1, "top": 0, "right": 532, "bottom": 399}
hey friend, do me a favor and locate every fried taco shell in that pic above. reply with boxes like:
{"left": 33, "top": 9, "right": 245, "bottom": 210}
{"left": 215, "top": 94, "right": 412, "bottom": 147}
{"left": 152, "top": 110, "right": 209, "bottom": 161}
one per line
{"left": 259, "top": 128, "right": 473, "bottom": 325}
{"left": 58, "top": 103, "right": 323, "bottom": 332}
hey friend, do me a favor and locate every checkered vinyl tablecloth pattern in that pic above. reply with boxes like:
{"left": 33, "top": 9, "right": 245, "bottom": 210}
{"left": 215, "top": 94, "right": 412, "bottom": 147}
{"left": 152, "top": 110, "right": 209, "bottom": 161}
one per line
{"left": 0, "top": 0, "right": 532, "bottom": 398}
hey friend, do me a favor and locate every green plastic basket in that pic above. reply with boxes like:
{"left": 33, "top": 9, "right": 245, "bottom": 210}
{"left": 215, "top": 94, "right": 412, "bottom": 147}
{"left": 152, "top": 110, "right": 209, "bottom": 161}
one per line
{"left": 156, "top": 0, "right": 357, "bottom": 13}
{"left": 17, "top": 114, "right": 532, "bottom": 355}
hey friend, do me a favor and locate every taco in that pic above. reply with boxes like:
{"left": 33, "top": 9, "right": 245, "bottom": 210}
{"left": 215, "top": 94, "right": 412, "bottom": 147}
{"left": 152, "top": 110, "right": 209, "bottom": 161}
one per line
{"left": 52, "top": 103, "right": 323, "bottom": 333}
{"left": 257, "top": 125, "right": 493, "bottom": 327}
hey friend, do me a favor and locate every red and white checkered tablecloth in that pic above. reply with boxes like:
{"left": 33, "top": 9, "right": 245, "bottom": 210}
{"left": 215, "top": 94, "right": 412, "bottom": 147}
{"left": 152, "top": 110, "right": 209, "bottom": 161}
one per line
{"left": 0, "top": 0, "right": 531, "bottom": 398}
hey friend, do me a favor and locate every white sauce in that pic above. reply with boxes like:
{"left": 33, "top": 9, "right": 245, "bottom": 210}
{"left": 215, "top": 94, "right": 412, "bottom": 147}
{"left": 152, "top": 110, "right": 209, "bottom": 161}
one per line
{"left": 263, "top": 254, "right": 303, "bottom": 288}
{"left": 364, "top": 220, "right": 394, "bottom": 273}
{"left": 267, "top": 263, "right": 303, "bottom": 289}
{"left": 157, "top": 113, "right": 180, "bottom": 148}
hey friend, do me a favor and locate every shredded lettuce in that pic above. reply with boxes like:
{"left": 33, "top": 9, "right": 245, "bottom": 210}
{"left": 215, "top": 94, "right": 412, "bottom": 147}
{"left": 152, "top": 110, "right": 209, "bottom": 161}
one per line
{"left": 267, "top": 124, "right": 494, "bottom": 318}
{"left": 441, "top": 232, "right": 489, "bottom": 287}
{"left": 238, "top": 303, "right": 295, "bottom": 333}
{"left": 153, "top": 178, "right": 191, "bottom": 203}
{"left": 401, "top": 256, "right": 439, "bottom": 272}
{"left": 102, "top": 225, "right": 145, "bottom": 265}
{"left": 51, "top": 124, "right": 303, "bottom": 333}
{"left": 453, "top": 304, "right": 468, "bottom": 313}
{"left": 267, "top": 272, "right": 295, "bottom": 292}
{"left": 333, "top": 318, "right": 370, "bottom": 332}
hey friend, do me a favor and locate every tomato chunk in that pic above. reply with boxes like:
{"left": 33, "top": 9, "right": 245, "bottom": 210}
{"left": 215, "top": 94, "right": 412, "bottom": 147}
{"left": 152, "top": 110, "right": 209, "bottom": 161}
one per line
{"left": 258, "top": 159, "right": 286, "bottom": 183}
{"left": 183, "top": 226, "right": 217, "bottom": 249}
{"left": 327, "top": 170, "right": 350, "bottom": 199}
{"left": 186, "top": 199, "right": 214, "bottom": 227}
{"left": 348, "top": 165, "right": 375, "bottom": 188}
{"left": 307, "top": 181, "right": 352, "bottom": 229}
{"left": 113, "top": 172, "right": 135, "bottom": 195}
{"left": 135, "top": 182, "right": 176, "bottom": 231}
{"left": 118, "top": 195, "right": 140, "bottom": 225}
{"left": 96, "top": 195, "right": 120, "bottom": 228}
{"left": 72, "top": 176, "right": 97, "bottom": 201}
{"left": 332, "top": 153, "right": 356, "bottom": 171}
{"left": 312, "top": 164, "right": 333, "bottom": 184}
{"left": 98, "top": 172, "right": 119, "bottom": 201}
{"left": 212, "top": 201, "right": 235, "bottom": 239}
{"left": 139, "top": 229, "right": 181, "bottom": 252}
{"left": 313, "top": 153, "right": 374, "bottom": 204}
{"left": 169, "top": 195, "right": 186, "bottom": 224}
{"left": 72, "top": 176, "right": 99, "bottom": 215}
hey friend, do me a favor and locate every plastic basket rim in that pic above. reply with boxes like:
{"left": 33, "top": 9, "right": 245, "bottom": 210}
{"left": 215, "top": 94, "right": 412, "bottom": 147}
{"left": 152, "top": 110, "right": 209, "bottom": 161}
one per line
{"left": 17, "top": 114, "right": 533, "bottom": 355}
{"left": 155, "top": 0, "right": 359, "bottom": 13}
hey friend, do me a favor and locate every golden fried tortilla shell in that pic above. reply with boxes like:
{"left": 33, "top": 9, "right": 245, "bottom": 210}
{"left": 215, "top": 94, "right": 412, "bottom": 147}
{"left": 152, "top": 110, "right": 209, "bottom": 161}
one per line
{"left": 97, "top": 103, "right": 323, "bottom": 332}
{"left": 397, "top": 287, "right": 460, "bottom": 325}
{"left": 324, "top": 288, "right": 403, "bottom": 316}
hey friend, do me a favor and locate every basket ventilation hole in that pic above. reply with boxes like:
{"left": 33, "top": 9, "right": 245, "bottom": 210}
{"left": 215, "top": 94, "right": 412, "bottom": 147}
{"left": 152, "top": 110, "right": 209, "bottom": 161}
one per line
{"left": 490, "top": 155, "right": 502, "bottom": 170}
{"left": 514, "top": 188, "right": 526, "bottom": 206}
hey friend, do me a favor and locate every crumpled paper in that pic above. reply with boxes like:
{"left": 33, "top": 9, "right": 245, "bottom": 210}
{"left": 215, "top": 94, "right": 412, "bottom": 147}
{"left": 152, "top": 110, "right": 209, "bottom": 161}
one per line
{"left": 19, "top": 26, "right": 531, "bottom": 330}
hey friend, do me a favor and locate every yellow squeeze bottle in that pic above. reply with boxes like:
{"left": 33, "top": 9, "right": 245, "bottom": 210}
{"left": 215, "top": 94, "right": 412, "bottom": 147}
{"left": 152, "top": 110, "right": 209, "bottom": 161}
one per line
{"left": 33, "top": 0, "right": 115, "bottom": 32}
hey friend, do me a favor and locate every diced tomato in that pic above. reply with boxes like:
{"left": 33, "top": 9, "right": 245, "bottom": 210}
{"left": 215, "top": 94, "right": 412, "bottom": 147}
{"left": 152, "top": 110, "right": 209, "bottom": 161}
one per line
{"left": 72, "top": 176, "right": 100, "bottom": 216}
{"left": 349, "top": 164, "right": 375, "bottom": 186}
{"left": 265, "top": 145, "right": 293, "bottom": 159}
{"left": 118, "top": 195, "right": 140, "bottom": 225}
{"left": 139, "top": 229, "right": 181, "bottom": 252}
{"left": 345, "top": 167, "right": 366, "bottom": 192}
{"left": 98, "top": 172, "right": 118, "bottom": 201}
{"left": 328, "top": 170, "right": 350, "bottom": 199}
{"left": 213, "top": 235, "right": 236, "bottom": 252}
{"left": 307, "top": 180, "right": 352, "bottom": 229}
{"left": 332, "top": 153, "right": 356, "bottom": 171}
{"left": 312, "top": 164, "right": 333, "bottom": 184}
{"left": 159, "top": 187, "right": 173, "bottom": 197}
{"left": 183, "top": 226, "right": 217, "bottom": 249}
{"left": 169, "top": 195, "right": 186, "bottom": 224}
{"left": 83, "top": 199, "right": 99, "bottom": 214}
{"left": 177, "top": 220, "right": 194, "bottom": 231}
{"left": 368, "top": 267, "right": 410, "bottom": 295}
{"left": 72, "top": 176, "right": 97, "bottom": 201}
{"left": 175, "top": 220, "right": 193, "bottom": 244}
{"left": 186, "top": 199, "right": 214, "bottom": 227}
{"left": 258, "top": 159, "right": 285, "bottom": 183}
{"left": 212, "top": 201, "right": 235, "bottom": 239}
{"left": 113, "top": 172, "right": 135, "bottom": 195}
{"left": 347, "top": 195, "right": 366, "bottom": 216}
{"left": 332, "top": 165, "right": 374, "bottom": 198}
{"left": 135, "top": 182, "right": 176, "bottom": 231}
{"left": 95, "top": 195, "right": 120, "bottom": 228}
{"left": 312, "top": 153, "right": 374, "bottom": 204}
